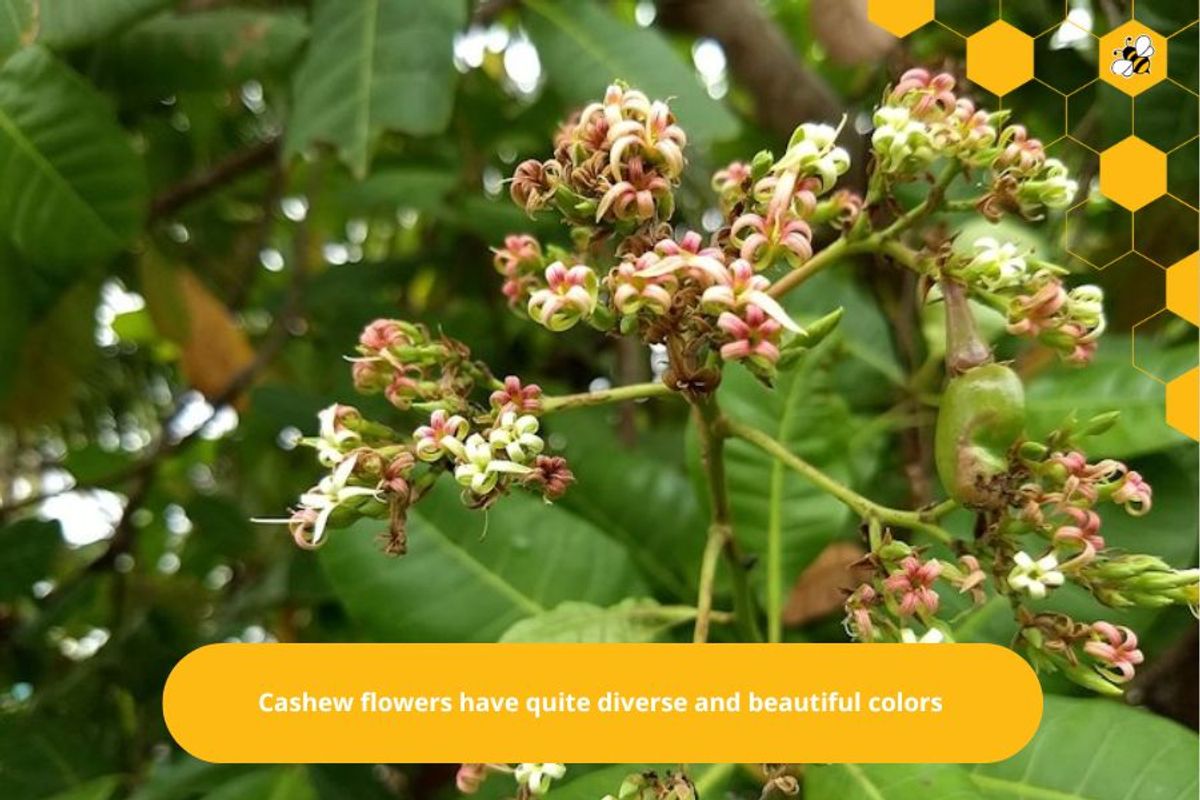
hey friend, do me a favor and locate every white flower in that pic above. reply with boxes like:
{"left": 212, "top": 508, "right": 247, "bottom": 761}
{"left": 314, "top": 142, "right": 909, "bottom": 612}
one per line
{"left": 966, "top": 237, "right": 1028, "bottom": 290}
{"left": 453, "top": 433, "right": 531, "bottom": 496}
{"left": 312, "top": 404, "right": 361, "bottom": 467}
{"left": 255, "top": 455, "right": 378, "bottom": 547}
{"left": 515, "top": 763, "right": 566, "bottom": 795}
{"left": 1007, "top": 551, "right": 1065, "bottom": 599}
{"left": 488, "top": 412, "right": 544, "bottom": 464}
{"left": 900, "top": 627, "right": 946, "bottom": 644}
{"left": 871, "top": 105, "right": 935, "bottom": 173}
{"left": 1018, "top": 158, "right": 1077, "bottom": 210}
{"left": 1067, "top": 285, "right": 1105, "bottom": 331}
{"left": 775, "top": 121, "right": 851, "bottom": 192}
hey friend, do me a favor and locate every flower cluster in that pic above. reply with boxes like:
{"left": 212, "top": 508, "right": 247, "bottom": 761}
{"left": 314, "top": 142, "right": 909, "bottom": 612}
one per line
{"left": 349, "top": 319, "right": 486, "bottom": 411}
{"left": 714, "top": 122, "right": 852, "bottom": 269}
{"left": 950, "top": 237, "right": 1106, "bottom": 364}
{"left": 260, "top": 313, "right": 574, "bottom": 552}
{"left": 845, "top": 413, "right": 1196, "bottom": 694}
{"left": 874, "top": 69, "right": 1076, "bottom": 219}
{"left": 842, "top": 538, "right": 964, "bottom": 646}
{"left": 414, "top": 406, "right": 569, "bottom": 506}
{"left": 456, "top": 763, "right": 567, "bottom": 798}
{"left": 502, "top": 85, "right": 856, "bottom": 385}
{"left": 603, "top": 770, "right": 697, "bottom": 800}
{"left": 512, "top": 82, "right": 684, "bottom": 228}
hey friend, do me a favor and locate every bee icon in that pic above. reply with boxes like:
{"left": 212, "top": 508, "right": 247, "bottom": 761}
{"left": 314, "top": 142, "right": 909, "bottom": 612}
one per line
{"left": 1111, "top": 34, "right": 1155, "bottom": 78}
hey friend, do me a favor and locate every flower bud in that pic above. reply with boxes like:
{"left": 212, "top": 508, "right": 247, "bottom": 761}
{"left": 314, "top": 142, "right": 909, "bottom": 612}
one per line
{"left": 527, "top": 262, "right": 599, "bottom": 331}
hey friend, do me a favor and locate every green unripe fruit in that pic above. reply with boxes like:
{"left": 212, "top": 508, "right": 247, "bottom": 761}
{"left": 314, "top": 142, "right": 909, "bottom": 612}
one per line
{"left": 935, "top": 363, "right": 1025, "bottom": 508}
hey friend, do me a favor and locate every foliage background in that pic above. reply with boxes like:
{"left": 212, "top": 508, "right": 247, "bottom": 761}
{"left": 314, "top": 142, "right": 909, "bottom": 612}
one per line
{"left": 0, "top": 0, "right": 1196, "bottom": 798}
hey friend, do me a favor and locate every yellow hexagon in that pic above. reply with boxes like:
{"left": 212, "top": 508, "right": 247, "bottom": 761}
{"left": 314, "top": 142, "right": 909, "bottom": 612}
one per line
{"left": 1099, "top": 137, "right": 1166, "bottom": 211}
{"left": 1167, "top": 252, "right": 1199, "bottom": 326}
{"left": 967, "top": 21, "right": 1034, "bottom": 97}
{"left": 867, "top": 0, "right": 933, "bottom": 37}
{"left": 1165, "top": 367, "right": 1198, "bottom": 441}
{"left": 1100, "top": 21, "right": 1167, "bottom": 96}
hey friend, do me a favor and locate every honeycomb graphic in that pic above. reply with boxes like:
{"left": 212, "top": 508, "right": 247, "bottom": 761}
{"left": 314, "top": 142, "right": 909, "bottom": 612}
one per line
{"left": 865, "top": 1, "right": 1200, "bottom": 441}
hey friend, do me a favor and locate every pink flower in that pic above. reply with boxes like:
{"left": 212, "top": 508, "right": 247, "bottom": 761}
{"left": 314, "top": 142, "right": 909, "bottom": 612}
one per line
{"left": 1053, "top": 507, "right": 1105, "bottom": 560}
{"left": 844, "top": 584, "right": 878, "bottom": 641}
{"left": 1111, "top": 470, "right": 1152, "bottom": 516}
{"left": 381, "top": 453, "right": 415, "bottom": 498}
{"left": 510, "top": 159, "right": 552, "bottom": 214}
{"left": 827, "top": 189, "right": 864, "bottom": 229}
{"left": 637, "top": 233, "right": 728, "bottom": 286}
{"left": 595, "top": 157, "right": 672, "bottom": 222}
{"left": 996, "top": 125, "right": 1046, "bottom": 174}
{"left": 717, "top": 305, "right": 782, "bottom": 365}
{"left": 358, "top": 319, "right": 410, "bottom": 352}
{"left": 351, "top": 358, "right": 390, "bottom": 393}
{"left": 413, "top": 409, "right": 469, "bottom": 462}
{"left": 891, "top": 68, "right": 958, "bottom": 117}
{"left": 1084, "top": 622, "right": 1144, "bottom": 683}
{"left": 492, "top": 234, "right": 542, "bottom": 276}
{"left": 490, "top": 375, "right": 543, "bottom": 415}
{"left": 456, "top": 764, "right": 488, "bottom": 794}
{"left": 730, "top": 208, "right": 813, "bottom": 269}
{"left": 712, "top": 160, "right": 751, "bottom": 202}
{"left": 287, "top": 507, "right": 321, "bottom": 550}
{"left": 1007, "top": 276, "right": 1067, "bottom": 337}
{"left": 883, "top": 556, "right": 942, "bottom": 616}
{"left": 384, "top": 371, "right": 422, "bottom": 408}
{"left": 526, "top": 262, "right": 599, "bottom": 331}
{"left": 700, "top": 258, "right": 802, "bottom": 333}
{"left": 610, "top": 256, "right": 676, "bottom": 317}
{"left": 954, "top": 555, "right": 987, "bottom": 604}
{"left": 608, "top": 99, "right": 687, "bottom": 179}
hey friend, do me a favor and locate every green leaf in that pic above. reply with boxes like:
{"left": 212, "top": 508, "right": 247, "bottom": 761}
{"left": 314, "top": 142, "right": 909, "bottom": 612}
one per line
{"left": 970, "top": 696, "right": 1199, "bottom": 799}
{"left": 0, "top": 713, "right": 121, "bottom": 800}
{"left": 1024, "top": 342, "right": 1192, "bottom": 458}
{"left": 320, "top": 479, "right": 645, "bottom": 642}
{"left": 0, "top": 519, "right": 60, "bottom": 601}
{"left": 499, "top": 598, "right": 697, "bottom": 642}
{"left": 96, "top": 9, "right": 308, "bottom": 93}
{"left": 693, "top": 342, "right": 881, "bottom": 631}
{"left": 807, "top": 698, "right": 1200, "bottom": 799}
{"left": 201, "top": 767, "right": 314, "bottom": 800}
{"left": 523, "top": 0, "right": 739, "bottom": 143}
{"left": 550, "top": 409, "right": 706, "bottom": 600}
{"left": 0, "top": 0, "right": 35, "bottom": 61}
{"left": 287, "top": 0, "right": 467, "bottom": 178}
{"left": 36, "top": 0, "right": 173, "bottom": 50}
{"left": 129, "top": 757, "right": 260, "bottom": 800}
{"left": 44, "top": 776, "right": 122, "bottom": 800}
{"left": 0, "top": 46, "right": 146, "bottom": 266}
{"left": 806, "top": 763, "right": 979, "bottom": 799}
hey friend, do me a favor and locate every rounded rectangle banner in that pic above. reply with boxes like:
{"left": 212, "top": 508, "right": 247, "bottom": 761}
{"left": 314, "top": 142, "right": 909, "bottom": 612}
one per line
{"left": 164, "top": 643, "right": 1041, "bottom": 763}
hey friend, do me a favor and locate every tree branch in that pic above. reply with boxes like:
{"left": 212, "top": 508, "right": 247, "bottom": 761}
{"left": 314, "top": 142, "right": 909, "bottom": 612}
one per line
{"left": 724, "top": 417, "right": 956, "bottom": 543}
{"left": 150, "top": 138, "right": 280, "bottom": 220}
{"left": 691, "top": 394, "right": 762, "bottom": 643}
{"left": 657, "top": 0, "right": 849, "bottom": 141}
{"left": 539, "top": 380, "right": 675, "bottom": 413}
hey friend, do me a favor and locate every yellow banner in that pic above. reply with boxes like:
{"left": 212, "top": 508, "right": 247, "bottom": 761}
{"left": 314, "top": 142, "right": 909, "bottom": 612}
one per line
{"left": 164, "top": 643, "right": 1041, "bottom": 763}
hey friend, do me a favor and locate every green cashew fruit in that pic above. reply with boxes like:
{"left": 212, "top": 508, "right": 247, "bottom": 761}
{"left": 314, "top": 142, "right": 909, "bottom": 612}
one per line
{"left": 935, "top": 363, "right": 1025, "bottom": 508}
